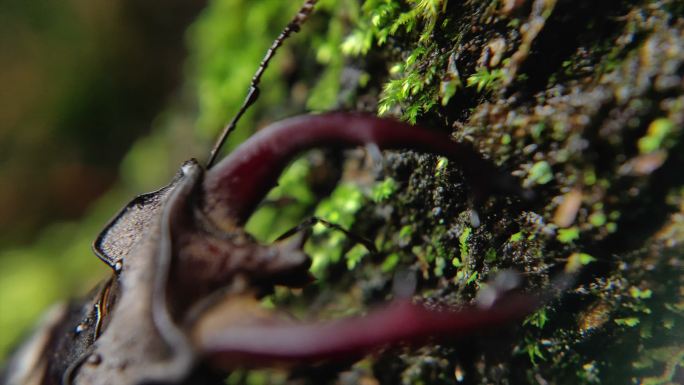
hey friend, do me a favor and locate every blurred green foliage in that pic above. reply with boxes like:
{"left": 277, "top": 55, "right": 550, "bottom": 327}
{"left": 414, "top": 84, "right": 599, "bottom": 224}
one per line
{"left": 0, "top": 0, "right": 205, "bottom": 245}
{"left": 0, "top": 0, "right": 327, "bottom": 360}
{"left": 189, "top": 0, "right": 302, "bottom": 147}
{"left": 0, "top": 0, "right": 388, "bottom": 366}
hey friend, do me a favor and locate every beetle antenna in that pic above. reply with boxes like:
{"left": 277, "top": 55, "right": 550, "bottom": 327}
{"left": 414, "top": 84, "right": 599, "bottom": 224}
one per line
{"left": 206, "top": 0, "right": 318, "bottom": 169}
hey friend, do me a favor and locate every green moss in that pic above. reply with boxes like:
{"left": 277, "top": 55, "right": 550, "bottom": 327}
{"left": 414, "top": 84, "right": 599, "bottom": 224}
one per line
{"left": 440, "top": 75, "right": 460, "bottom": 105}
{"left": 557, "top": 227, "right": 580, "bottom": 243}
{"left": 584, "top": 168, "right": 597, "bottom": 186}
{"left": 433, "top": 255, "right": 446, "bottom": 276}
{"left": 382, "top": 252, "right": 401, "bottom": 272}
{"left": 577, "top": 361, "right": 601, "bottom": 384}
{"left": 371, "top": 177, "right": 398, "bottom": 202}
{"left": 565, "top": 252, "right": 596, "bottom": 273}
{"left": 194, "top": 1, "right": 684, "bottom": 384}
{"left": 629, "top": 286, "right": 653, "bottom": 300}
{"left": 588, "top": 212, "right": 606, "bottom": 227}
{"left": 530, "top": 122, "right": 546, "bottom": 140}
{"left": 346, "top": 244, "right": 369, "bottom": 270}
{"left": 638, "top": 118, "right": 675, "bottom": 154}
{"left": 340, "top": 0, "right": 452, "bottom": 122}
{"left": 458, "top": 226, "right": 471, "bottom": 257}
{"left": 342, "top": 0, "right": 448, "bottom": 54}
{"left": 306, "top": 1, "right": 684, "bottom": 384}
{"left": 615, "top": 317, "right": 640, "bottom": 327}
{"left": 246, "top": 158, "right": 316, "bottom": 242}
{"left": 378, "top": 49, "right": 441, "bottom": 123}
{"left": 188, "top": 0, "right": 301, "bottom": 145}
{"left": 525, "top": 161, "right": 554, "bottom": 186}
{"left": 307, "top": 0, "right": 359, "bottom": 110}
{"left": 638, "top": 347, "right": 684, "bottom": 385}
{"left": 306, "top": 183, "right": 365, "bottom": 277}
{"left": 466, "top": 67, "right": 504, "bottom": 92}
{"left": 398, "top": 224, "right": 414, "bottom": 244}
{"left": 509, "top": 231, "right": 524, "bottom": 243}
{"left": 225, "top": 369, "right": 287, "bottom": 385}
{"left": 465, "top": 271, "right": 479, "bottom": 285}
{"left": 525, "top": 308, "right": 549, "bottom": 329}
{"left": 522, "top": 337, "right": 546, "bottom": 365}
{"left": 434, "top": 156, "right": 449, "bottom": 176}
{"left": 485, "top": 247, "right": 498, "bottom": 262}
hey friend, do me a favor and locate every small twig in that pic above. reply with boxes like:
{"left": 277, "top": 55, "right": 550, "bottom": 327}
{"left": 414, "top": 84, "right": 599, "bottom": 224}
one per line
{"left": 206, "top": 0, "right": 318, "bottom": 168}
{"left": 275, "top": 216, "right": 379, "bottom": 255}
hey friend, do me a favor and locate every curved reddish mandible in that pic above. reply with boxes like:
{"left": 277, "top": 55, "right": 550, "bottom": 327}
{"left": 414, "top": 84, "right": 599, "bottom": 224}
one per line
{"left": 200, "top": 293, "right": 538, "bottom": 368}
{"left": 202, "top": 112, "right": 519, "bottom": 226}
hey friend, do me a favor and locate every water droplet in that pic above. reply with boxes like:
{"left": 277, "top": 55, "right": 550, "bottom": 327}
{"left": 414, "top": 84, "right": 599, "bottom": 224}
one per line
{"left": 432, "top": 207, "right": 443, "bottom": 217}
{"left": 469, "top": 209, "right": 481, "bottom": 228}
{"left": 75, "top": 323, "right": 88, "bottom": 334}
{"left": 454, "top": 364, "right": 465, "bottom": 382}
{"left": 392, "top": 269, "right": 417, "bottom": 299}
{"left": 114, "top": 261, "right": 123, "bottom": 273}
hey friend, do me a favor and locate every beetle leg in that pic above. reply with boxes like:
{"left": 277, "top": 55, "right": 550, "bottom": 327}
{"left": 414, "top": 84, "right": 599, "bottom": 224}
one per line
{"left": 172, "top": 230, "right": 312, "bottom": 308}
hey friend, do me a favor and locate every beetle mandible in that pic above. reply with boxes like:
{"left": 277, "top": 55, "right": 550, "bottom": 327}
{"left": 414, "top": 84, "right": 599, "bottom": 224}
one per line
{"left": 1, "top": 1, "right": 545, "bottom": 384}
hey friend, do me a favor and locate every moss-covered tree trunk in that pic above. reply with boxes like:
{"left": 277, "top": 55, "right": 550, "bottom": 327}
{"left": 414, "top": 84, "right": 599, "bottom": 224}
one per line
{"left": 4, "top": 0, "right": 679, "bottom": 383}
{"left": 229, "top": 1, "right": 684, "bottom": 384}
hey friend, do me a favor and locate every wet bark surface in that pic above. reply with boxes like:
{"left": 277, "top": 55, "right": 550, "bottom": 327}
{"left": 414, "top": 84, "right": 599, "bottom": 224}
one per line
{"left": 255, "top": 1, "right": 683, "bottom": 384}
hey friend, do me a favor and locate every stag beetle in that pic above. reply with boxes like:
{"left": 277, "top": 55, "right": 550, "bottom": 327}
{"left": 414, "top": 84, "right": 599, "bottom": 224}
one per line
{"left": 1, "top": 1, "right": 548, "bottom": 384}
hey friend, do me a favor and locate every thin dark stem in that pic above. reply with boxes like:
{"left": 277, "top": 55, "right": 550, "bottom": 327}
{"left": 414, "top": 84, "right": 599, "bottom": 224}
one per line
{"left": 275, "top": 216, "right": 378, "bottom": 255}
{"left": 206, "top": 0, "right": 318, "bottom": 169}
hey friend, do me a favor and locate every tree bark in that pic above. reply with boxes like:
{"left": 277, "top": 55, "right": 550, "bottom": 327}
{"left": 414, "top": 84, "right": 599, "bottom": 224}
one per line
{"left": 255, "top": 1, "right": 684, "bottom": 384}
